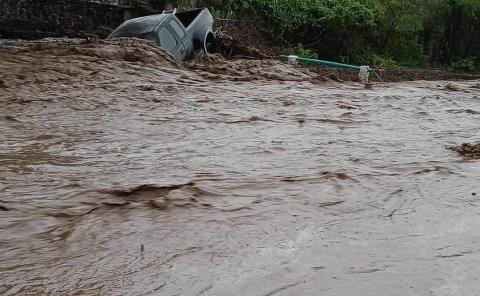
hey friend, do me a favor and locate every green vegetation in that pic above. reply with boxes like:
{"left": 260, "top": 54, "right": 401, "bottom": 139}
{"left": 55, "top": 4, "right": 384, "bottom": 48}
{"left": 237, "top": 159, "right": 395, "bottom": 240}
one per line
{"left": 448, "top": 58, "right": 476, "bottom": 73}
{"left": 295, "top": 44, "right": 317, "bottom": 59}
{"left": 211, "top": 0, "right": 480, "bottom": 71}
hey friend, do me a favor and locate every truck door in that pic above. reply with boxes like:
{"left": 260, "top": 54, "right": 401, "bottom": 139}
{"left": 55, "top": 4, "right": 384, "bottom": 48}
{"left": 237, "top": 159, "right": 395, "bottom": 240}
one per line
{"left": 157, "top": 26, "right": 184, "bottom": 61}
{"left": 169, "top": 19, "right": 193, "bottom": 59}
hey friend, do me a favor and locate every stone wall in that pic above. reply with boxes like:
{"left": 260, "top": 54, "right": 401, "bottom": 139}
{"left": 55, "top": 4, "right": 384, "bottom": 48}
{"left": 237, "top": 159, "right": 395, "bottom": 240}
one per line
{"left": 0, "top": 0, "right": 220, "bottom": 39}
{"left": 0, "top": 0, "right": 126, "bottom": 39}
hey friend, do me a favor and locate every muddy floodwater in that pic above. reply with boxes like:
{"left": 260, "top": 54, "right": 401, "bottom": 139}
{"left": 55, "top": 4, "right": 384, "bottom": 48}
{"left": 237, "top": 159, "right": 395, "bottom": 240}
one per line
{"left": 1, "top": 39, "right": 480, "bottom": 296}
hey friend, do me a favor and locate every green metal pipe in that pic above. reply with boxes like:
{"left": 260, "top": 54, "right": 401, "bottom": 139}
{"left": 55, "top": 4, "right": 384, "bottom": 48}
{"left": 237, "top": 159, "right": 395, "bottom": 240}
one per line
{"left": 280, "top": 55, "right": 384, "bottom": 82}
{"left": 280, "top": 55, "right": 363, "bottom": 71}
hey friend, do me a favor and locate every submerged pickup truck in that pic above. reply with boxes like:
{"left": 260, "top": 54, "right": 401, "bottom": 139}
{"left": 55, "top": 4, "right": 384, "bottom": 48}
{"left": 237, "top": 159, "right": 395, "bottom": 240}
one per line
{"left": 109, "top": 8, "right": 215, "bottom": 61}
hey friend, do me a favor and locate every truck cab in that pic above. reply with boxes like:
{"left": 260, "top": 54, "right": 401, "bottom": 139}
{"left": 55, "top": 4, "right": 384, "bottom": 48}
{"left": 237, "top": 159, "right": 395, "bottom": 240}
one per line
{"left": 152, "top": 13, "right": 194, "bottom": 60}
{"left": 109, "top": 8, "right": 215, "bottom": 61}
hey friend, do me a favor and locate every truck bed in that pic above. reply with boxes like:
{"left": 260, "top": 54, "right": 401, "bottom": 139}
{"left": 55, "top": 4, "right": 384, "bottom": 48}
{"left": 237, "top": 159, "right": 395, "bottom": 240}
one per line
{"left": 175, "top": 8, "right": 213, "bottom": 51}
{"left": 175, "top": 9, "right": 204, "bottom": 30}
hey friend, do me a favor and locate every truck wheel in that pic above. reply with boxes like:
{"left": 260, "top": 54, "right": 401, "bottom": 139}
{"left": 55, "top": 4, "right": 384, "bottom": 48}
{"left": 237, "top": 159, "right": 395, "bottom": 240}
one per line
{"left": 204, "top": 32, "right": 216, "bottom": 54}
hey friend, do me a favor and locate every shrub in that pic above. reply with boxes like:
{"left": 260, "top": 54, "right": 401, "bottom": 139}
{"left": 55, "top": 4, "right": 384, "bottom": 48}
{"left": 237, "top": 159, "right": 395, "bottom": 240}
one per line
{"left": 295, "top": 44, "right": 317, "bottom": 58}
{"left": 448, "top": 58, "right": 476, "bottom": 73}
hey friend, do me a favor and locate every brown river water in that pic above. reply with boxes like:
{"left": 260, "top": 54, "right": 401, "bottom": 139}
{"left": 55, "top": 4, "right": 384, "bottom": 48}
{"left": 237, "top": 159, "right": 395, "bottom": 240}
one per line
{"left": 1, "top": 39, "right": 480, "bottom": 296}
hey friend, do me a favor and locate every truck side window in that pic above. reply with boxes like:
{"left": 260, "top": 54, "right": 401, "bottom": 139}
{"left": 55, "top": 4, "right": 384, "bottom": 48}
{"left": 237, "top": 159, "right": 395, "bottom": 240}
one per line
{"left": 170, "top": 20, "right": 186, "bottom": 39}
{"left": 158, "top": 27, "right": 177, "bottom": 52}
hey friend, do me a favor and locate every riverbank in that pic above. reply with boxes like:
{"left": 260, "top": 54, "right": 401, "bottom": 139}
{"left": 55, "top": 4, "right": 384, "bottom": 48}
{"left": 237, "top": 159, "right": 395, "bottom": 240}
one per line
{"left": 213, "top": 19, "right": 478, "bottom": 82}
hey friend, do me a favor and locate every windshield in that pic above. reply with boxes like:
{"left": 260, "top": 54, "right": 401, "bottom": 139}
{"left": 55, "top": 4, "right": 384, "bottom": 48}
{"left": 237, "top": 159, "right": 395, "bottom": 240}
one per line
{"left": 108, "top": 14, "right": 167, "bottom": 38}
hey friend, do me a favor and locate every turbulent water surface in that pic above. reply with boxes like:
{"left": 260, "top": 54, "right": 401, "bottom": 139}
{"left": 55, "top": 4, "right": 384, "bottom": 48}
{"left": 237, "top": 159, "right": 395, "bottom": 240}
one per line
{"left": 1, "top": 39, "right": 480, "bottom": 296}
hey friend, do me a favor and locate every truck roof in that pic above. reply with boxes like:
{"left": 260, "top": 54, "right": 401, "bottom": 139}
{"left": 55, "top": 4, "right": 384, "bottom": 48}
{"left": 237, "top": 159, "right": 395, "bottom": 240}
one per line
{"left": 110, "top": 14, "right": 168, "bottom": 37}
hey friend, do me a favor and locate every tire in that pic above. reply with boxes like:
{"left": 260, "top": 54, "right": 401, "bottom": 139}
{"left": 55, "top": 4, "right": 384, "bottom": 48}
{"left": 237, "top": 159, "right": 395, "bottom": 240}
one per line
{"left": 204, "top": 32, "right": 216, "bottom": 54}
